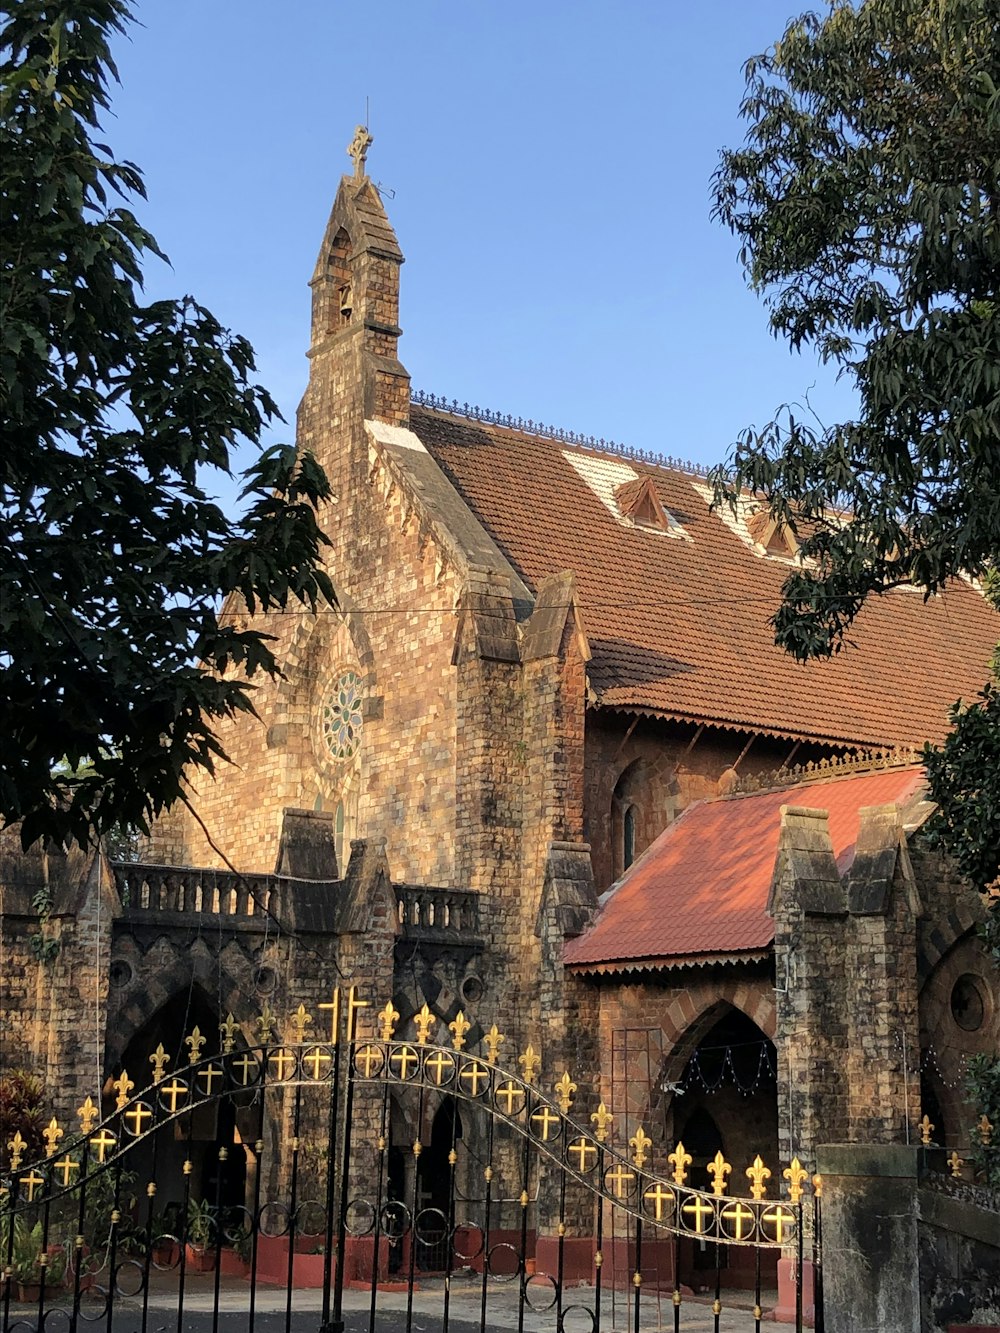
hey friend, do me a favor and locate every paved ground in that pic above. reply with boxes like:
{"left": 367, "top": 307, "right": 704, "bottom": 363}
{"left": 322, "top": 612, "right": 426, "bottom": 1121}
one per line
{"left": 4, "top": 1273, "right": 780, "bottom": 1332}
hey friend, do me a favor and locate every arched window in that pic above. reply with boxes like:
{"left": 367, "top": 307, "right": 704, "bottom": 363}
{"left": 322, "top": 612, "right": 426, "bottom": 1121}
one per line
{"left": 623, "top": 804, "right": 637, "bottom": 870}
{"left": 328, "top": 227, "right": 353, "bottom": 331}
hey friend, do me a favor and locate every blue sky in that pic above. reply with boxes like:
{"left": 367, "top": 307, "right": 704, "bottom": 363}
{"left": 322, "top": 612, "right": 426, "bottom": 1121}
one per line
{"left": 107, "top": 1, "right": 853, "bottom": 498}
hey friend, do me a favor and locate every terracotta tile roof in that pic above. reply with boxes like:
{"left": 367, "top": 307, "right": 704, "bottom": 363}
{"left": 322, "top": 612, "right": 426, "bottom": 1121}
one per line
{"left": 411, "top": 405, "right": 998, "bottom": 748}
{"left": 562, "top": 766, "right": 926, "bottom": 972}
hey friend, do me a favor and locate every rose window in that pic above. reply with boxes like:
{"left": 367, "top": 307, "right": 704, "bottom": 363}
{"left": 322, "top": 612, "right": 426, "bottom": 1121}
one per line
{"left": 321, "top": 671, "right": 363, "bottom": 762}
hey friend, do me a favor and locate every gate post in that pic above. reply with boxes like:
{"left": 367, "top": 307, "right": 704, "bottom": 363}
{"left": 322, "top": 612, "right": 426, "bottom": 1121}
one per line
{"left": 815, "top": 1143, "right": 920, "bottom": 1333}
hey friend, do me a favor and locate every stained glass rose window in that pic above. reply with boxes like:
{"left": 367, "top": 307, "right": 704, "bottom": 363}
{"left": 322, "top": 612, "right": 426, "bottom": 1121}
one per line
{"left": 321, "top": 670, "right": 363, "bottom": 762}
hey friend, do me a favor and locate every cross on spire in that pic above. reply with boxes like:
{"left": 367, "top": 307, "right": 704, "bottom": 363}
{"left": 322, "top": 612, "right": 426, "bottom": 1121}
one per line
{"left": 347, "top": 124, "right": 373, "bottom": 179}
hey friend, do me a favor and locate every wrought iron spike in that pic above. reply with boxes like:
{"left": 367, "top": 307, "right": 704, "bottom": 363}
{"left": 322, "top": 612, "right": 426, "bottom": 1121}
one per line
{"left": 669, "top": 1141, "right": 692, "bottom": 1185}
{"left": 413, "top": 1002, "right": 436, "bottom": 1046}
{"left": 76, "top": 1096, "right": 99, "bottom": 1137}
{"left": 630, "top": 1126, "right": 652, "bottom": 1169}
{"left": 185, "top": 1026, "right": 207, "bottom": 1063}
{"left": 783, "top": 1157, "right": 808, "bottom": 1204}
{"left": 554, "top": 1071, "right": 577, "bottom": 1114}
{"left": 449, "top": 1010, "right": 471, "bottom": 1051}
{"left": 747, "top": 1154, "right": 771, "bottom": 1201}
{"left": 113, "top": 1070, "right": 134, "bottom": 1110}
{"left": 708, "top": 1150, "right": 732, "bottom": 1197}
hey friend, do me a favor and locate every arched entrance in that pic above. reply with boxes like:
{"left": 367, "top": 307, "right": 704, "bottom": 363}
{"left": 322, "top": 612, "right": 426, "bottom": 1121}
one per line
{"left": 415, "top": 1097, "right": 463, "bottom": 1271}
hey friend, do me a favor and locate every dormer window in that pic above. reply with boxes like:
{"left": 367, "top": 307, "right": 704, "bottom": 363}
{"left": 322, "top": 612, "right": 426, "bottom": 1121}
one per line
{"left": 746, "top": 507, "right": 798, "bottom": 557}
{"left": 615, "top": 475, "right": 675, "bottom": 532}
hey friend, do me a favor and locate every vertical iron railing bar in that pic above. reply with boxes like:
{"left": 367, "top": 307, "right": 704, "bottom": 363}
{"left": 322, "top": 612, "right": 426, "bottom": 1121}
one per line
{"left": 36, "top": 1157, "right": 54, "bottom": 1332}
{"left": 331, "top": 995, "right": 362, "bottom": 1333}
{"left": 1, "top": 1173, "right": 17, "bottom": 1331}
{"left": 593, "top": 1144, "right": 604, "bottom": 1333}
{"left": 814, "top": 1189, "right": 824, "bottom": 1333}
{"left": 515, "top": 1114, "right": 531, "bottom": 1333}
{"left": 102, "top": 1137, "right": 129, "bottom": 1333}
{"left": 403, "top": 1063, "right": 428, "bottom": 1333}
{"left": 366, "top": 1068, "right": 392, "bottom": 1333}
{"left": 555, "top": 1165, "right": 567, "bottom": 1331}
{"left": 320, "top": 991, "right": 343, "bottom": 1332}
{"left": 478, "top": 1100, "right": 495, "bottom": 1333}
{"left": 754, "top": 1244, "right": 762, "bottom": 1333}
{"left": 69, "top": 1132, "right": 92, "bottom": 1333}
{"left": 210, "top": 1121, "right": 228, "bottom": 1333}
{"left": 632, "top": 1210, "right": 643, "bottom": 1333}
{"left": 284, "top": 1077, "right": 304, "bottom": 1333}
{"left": 247, "top": 1045, "right": 270, "bottom": 1333}
{"left": 139, "top": 1105, "right": 163, "bottom": 1333}
{"left": 713, "top": 1218, "right": 722, "bottom": 1333}
{"left": 795, "top": 1201, "right": 804, "bottom": 1333}
{"left": 671, "top": 1223, "right": 680, "bottom": 1333}
{"left": 173, "top": 1107, "right": 197, "bottom": 1333}
{"left": 440, "top": 1087, "right": 461, "bottom": 1333}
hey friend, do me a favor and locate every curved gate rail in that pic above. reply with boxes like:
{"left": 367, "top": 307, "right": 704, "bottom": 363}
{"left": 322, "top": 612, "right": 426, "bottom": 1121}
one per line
{"left": 1, "top": 987, "right": 823, "bottom": 1333}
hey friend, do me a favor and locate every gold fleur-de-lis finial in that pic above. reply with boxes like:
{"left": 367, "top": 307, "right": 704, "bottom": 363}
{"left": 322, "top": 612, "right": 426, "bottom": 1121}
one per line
{"left": 185, "top": 1026, "right": 207, "bottom": 1063}
{"left": 8, "top": 1131, "right": 26, "bottom": 1171}
{"left": 979, "top": 1113, "right": 994, "bottom": 1146}
{"left": 747, "top": 1154, "right": 771, "bottom": 1201}
{"left": 149, "top": 1043, "right": 170, "bottom": 1085}
{"left": 42, "top": 1117, "right": 63, "bottom": 1157}
{"left": 519, "top": 1045, "right": 541, "bottom": 1085}
{"left": 668, "top": 1142, "right": 692, "bottom": 1186}
{"left": 707, "top": 1150, "right": 732, "bottom": 1197}
{"left": 257, "top": 1003, "right": 275, "bottom": 1045}
{"left": 591, "top": 1102, "right": 614, "bottom": 1143}
{"left": 630, "top": 1126, "right": 652, "bottom": 1169}
{"left": 554, "top": 1072, "right": 577, "bottom": 1114}
{"left": 76, "top": 1096, "right": 99, "bottom": 1136}
{"left": 414, "top": 1003, "right": 436, "bottom": 1046}
{"left": 113, "top": 1070, "right": 134, "bottom": 1111}
{"left": 290, "top": 1004, "right": 312, "bottom": 1043}
{"left": 484, "top": 1024, "right": 504, "bottom": 1064}
{"left": 948, "top": 1150, "right": 964, "bottom": 1178}
{"left": 220, "top": 1013, "right": 239, "bottom": 1055}
{"left": 449, "top": 1011, "right": 471, "bottom": 1051}
{"left": 378, "top": 1001, "right": 400, "bottom": 1041}
{"left": 783, "top": 1157, "right": 808, "bottom": 1204}
{"left": 811, "top": 1173, "right": 822, "bottom": 1199}
{"left": 919, "top": 1113, "right": 935, "bottom": 1146}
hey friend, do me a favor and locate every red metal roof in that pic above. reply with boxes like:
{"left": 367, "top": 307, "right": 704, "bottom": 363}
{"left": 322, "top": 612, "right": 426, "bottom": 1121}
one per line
{"left": 563, "top": 767, "right": 926, "bottom": 972}
{"left": 414, "top": 405, "right": 997, "bottom": 748}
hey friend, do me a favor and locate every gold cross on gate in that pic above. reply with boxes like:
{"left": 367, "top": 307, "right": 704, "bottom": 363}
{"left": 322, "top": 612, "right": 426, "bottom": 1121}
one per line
{"left": 424, "top": 1050, "right": 455, "bottom": 1086}
{"left": 90, "top": 1128, "right": 117, "bottom": 1164}
{"left": 344, "top": 986, "right": 367, "bottom": 1041}
{"left": 495, "top": 1082, "right": 525, "bottom": 1114}
{"left": 123, "top": 1102, "right": 153, "bottom": 1137}
{"left": 721, "top": 1199, "right": 756, "bottom": 1241}
{"left": 319, "top": 987, "right": 340, "bottom": 1044}
{"left": 530, "top": 1105, "right": 560, "bottom": 1142}
{"left": 605, "top": 1163, "right": 635, "bottom": 1198}
{"left": 761, "top": 1203, "right": 796, "bottom": 1244}
{"left": 682, "top": 1194, "right": 716, "bottom": 1235}
{"left": 22, "top": 1169, "right": 46, "bottom": 1202}
{"left": 355, "top": 1044, "right": 383, "bottom": 1077}
{"left": 459, "top": 1060, "right": 490, "bottom": 1095}
{"left": 160, "top": 1079, "right": 189, "bottom": 1113}
{"left": 303, "top": 1047, "right": 332, "bottom": 1080}
{"left": 568, "top": 1138, "right": 598, "bottom": 1172}
{"left": 389, "top": 1045, "right": 419, "bottom": 1079}
{"left": 643, "top": 1182, "right": 674, "bottom": 1222}
{"left": 53, "top": 1154, "right": 79, "bottom": 1187}
{"left": 231, "top": 1053, "right": 258, "bottom": 1086}
{"left": 197, "top": 1064, "right": 224, "bottom": 1095}
{"left": 269, "top": 1048, "right": 297, "bottom": 1080}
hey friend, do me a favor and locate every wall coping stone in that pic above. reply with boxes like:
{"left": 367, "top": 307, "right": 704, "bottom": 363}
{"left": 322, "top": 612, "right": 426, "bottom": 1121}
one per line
{"left": 817, "top": 1143, "right": 919, "bottom": 1179}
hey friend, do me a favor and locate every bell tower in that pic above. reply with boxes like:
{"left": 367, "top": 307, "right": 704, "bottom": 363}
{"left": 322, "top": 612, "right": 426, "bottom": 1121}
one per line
{"left": 306, "top": 125, "right": 409, "bottom": 436}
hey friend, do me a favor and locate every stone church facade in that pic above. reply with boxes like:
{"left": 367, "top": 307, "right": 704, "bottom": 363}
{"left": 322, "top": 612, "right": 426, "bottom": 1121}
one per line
{"left": 2, "top": 154, "right": 998, "bottom": 1302}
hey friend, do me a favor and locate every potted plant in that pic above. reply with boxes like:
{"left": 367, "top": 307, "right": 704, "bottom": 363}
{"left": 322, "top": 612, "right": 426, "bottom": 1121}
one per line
{"left": 185, "top": 1198, "right": 216, "bottom": 1273}
{"left": 12, "top": 1218, "right": 43, "bottom": 1303}
{"left": 218, "top": 1222, "right": 252, "bottom": 1278}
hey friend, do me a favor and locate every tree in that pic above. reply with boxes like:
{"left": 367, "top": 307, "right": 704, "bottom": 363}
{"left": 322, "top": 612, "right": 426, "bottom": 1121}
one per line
{"left": 713, "top": 0, "right": 999, "bottom": 1174}
{"left": 1, "top": 1, "right": 335, "bottom": 850}
{"left": 711, "top": 0, "right": 999, "bottom": 660}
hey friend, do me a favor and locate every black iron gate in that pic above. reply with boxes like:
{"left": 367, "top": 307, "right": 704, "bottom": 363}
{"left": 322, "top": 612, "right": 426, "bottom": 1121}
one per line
{"left": 2, "top": 988, "right": 823, "bottom": 1331}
